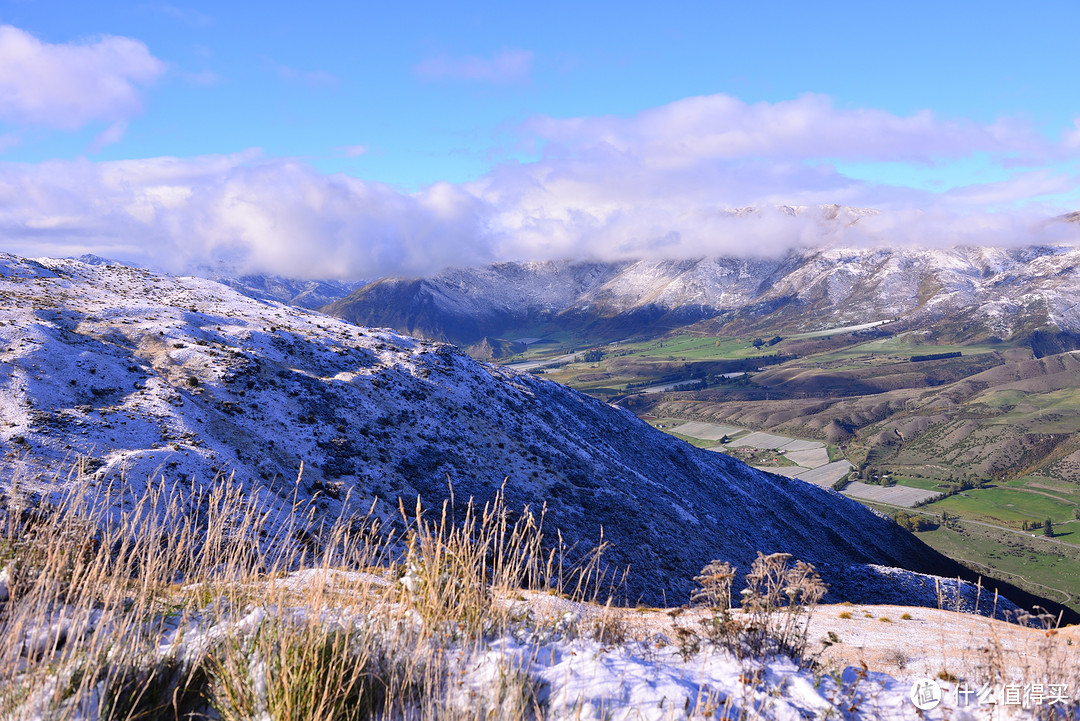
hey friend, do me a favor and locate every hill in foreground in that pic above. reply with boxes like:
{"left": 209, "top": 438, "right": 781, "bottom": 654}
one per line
{"left": 0, "top": 254, "right": 1065, "bottom": 615}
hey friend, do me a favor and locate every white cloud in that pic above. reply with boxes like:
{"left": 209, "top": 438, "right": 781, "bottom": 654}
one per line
{"left": 943, "top": 170, "right": 1079, "bottom": 207}
{"left": 523, "top": 93, "right": 1049, "bottom": 164}
{"left": 0, "top": 25, "right": 166, "bottom": 129}
{"left": 414, "top": 49, "right": 533, "bottom": 84}
{"left": 1064, "top": 118, "right": 1080, "bottom": 153}
{"left": 466, "top": 93, "right": 1080, "bottom": 260}
{"left": 0, "top": 94, "right": 1077, "bottom": 279}
{"left": 0, "top": 153, "right": 492, "bottom": 279}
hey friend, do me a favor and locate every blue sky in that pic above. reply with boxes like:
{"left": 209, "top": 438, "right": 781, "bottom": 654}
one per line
{"left": 1, "top": 1, "right": 1079, "bottom": 277}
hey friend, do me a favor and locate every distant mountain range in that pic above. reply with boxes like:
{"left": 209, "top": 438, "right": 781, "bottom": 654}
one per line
{"left": 1, "top": 253, "right": 1063, "bottom": 616}
{"left": 195, "top": 267, "right": 367, "bottom": 309}
{"left": 75, "top": 255, "right": 367, "bottom": 310}
{"left": 321, "top": 244, "right": 1080, "bottom": 357}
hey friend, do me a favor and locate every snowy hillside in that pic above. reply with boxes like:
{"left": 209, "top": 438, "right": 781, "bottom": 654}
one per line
{"left": 0, "top": 254, "right": 1026, "bottom": 608}
{"left": 197, "top": 268, "right": 365, "bottom": 309}
{"left": 326, "top": 244, "right": 1080, "bottom": 348}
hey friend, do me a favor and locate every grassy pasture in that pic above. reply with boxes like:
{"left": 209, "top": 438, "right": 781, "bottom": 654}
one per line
{"left": 892, "top": 476, "right": 950, "bottom": 492}
{"left": 915, "top": 520, "right": 1080, "bottom": 613}
{"left": 500, "top": 332, "right": 580, "bottom": 361}
{"left": 912, "top": 522, "right": 1080, "bottom": 610}
{"left": 927, "top": 486, "right": 1078, "bottom": 526}
{"left": 849, "top": 471, "right": 1080, "bottom": 610}
{"left": 537, "top": 360, "right": 639, "bottom": 391}
{"left": 1051, "top": 520, "right": 1080, "bottom": 543}
{"left": 616, "top": 334, "right": 779, "bottom": 360}
{"left": 1004, "top": 475, "right": 1080, "bottom": 496}
{"left": 510, "top": 333, "right": 783, "bottom": 365}
{"left": 980, "top": 386, "right": 1080, "bottom": 425}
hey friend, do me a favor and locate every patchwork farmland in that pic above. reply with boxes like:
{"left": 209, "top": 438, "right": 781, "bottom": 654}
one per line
{"left": 842, "top": 481, "right": 942, "bottom": 507}
{"left": 659, "top": 420, "right": 856, "bottom": 488}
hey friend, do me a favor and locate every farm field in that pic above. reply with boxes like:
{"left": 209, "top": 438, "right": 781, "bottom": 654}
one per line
{"left": 796, "top": 460, "right": 856, "bottom": 487}
{"left": 727, "top": 431, "right": 797, "bottom": 450}
{"left": 911, "top": 522, "right": 1080, "bottom": 611}
{"left": 842, "top": 471, "right": 1080, "bottom": 538}
{"left": 757, "top": 464, "right": 811, "bottom": 478}
{"left": 842, "top": 481, "right": 942, "bottom": 507}
{"left": 785, "top": 446, "right": 830, "bottom": 467}
{"left": 669, "top": 421, "right": 741, "bottom": 440}
{"left": 892, "top": 476, "right": 949, "bottom": 492}
{"left": 926, "top": 485, "right": 1079, "bottom": 527}
{"left": 613, "top": 334, "right": 781, "bottom": 360}
{"left": 651, "top": 418, "right": 853, "bottom": 486}
{"left": 514, "top": 322, "right": 1080, "bottom": 615}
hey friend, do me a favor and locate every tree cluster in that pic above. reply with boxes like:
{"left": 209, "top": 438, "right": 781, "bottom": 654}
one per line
{"left": 750, "top": 336, "right": 783, "bottom": 349}
{"left": 893, "top": 511, "right": 937, "bottom": 532}
{"left": 580, "top": 348, "right": 604, "bottom": 363}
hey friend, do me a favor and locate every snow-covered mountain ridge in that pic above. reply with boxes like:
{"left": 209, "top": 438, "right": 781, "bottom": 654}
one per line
{"left": 324, "top": 244, "right": 1080, "bottom": 350}
{"left": 0, "top": 254, "right": 1047, "bottom": 611}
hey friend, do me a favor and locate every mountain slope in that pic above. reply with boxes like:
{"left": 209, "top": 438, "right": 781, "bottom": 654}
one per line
{"left": 324, "top": 244, "right": 1080, "bottom": 352}
{"left": 0, "top": 254, "right": 1056, "bottom": 612}
{"left": 208, "top": 272, "right": 365, "bottom": 309}
{"left": 323, "top": 260, "right": 627, "bottom": 342}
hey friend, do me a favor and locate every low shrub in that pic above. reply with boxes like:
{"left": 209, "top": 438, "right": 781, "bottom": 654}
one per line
{"left": 685, "top": 552, "right": 827, "bottom": 668}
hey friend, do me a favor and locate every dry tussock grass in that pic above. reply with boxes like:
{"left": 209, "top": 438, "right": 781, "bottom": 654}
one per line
{"left": 3, "top": 465, "right": 1076, "bottom": 720}
{"left": 0, "top": 468, "right": 611, "bottom": 720}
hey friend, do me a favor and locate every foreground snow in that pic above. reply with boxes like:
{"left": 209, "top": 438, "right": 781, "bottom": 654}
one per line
{"left": 142, "top": 588, "right": 1080, "bottom": 720}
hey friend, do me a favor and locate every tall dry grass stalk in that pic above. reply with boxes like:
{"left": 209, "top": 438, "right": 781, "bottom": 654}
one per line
{"left": 953, "top": 606, "right": 1080, "bottom": 718}
{"left": 680, "top": 552, "right": 827, "bottom": 669}
{"left": 0, "top": 469, "right": 603, "bottom": 720}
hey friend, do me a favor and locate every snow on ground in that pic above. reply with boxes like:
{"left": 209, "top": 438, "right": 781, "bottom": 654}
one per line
{"left": 149, "top": 572, "right": 1080, "bottom": 719}
{"left": 458, "top": 634, "right": 884, "bottom": 721}
{"left": 0, "top": 253, "right": 989, "bottom": 610}
{"left": 477, "top": 596, "right": 1080, "bottom": 720}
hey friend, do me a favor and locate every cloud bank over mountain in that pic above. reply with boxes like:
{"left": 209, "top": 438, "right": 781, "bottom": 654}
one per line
{"left": 1, "top": 93, "right": 1078, "bottom": 278}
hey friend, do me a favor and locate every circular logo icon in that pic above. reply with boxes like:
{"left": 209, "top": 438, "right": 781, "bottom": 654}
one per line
{"left": 909, "top": 678, "right": 943, "bottom": 710}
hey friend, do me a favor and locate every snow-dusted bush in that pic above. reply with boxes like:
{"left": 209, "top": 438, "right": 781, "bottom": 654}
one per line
{"left": 684, "top": 552, "right": 827, "bottom": 669}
